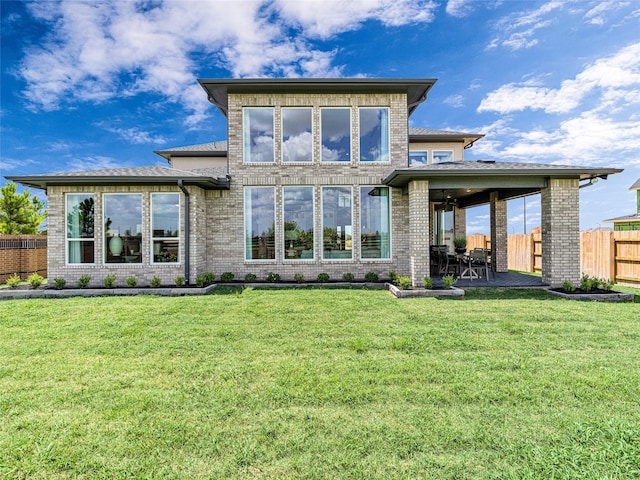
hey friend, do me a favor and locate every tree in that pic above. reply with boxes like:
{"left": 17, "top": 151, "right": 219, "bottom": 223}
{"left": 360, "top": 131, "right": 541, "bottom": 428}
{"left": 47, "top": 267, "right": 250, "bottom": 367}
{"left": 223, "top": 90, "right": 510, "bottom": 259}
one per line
{"left": 0, "top": 182, "right": 47, "bottom": 234}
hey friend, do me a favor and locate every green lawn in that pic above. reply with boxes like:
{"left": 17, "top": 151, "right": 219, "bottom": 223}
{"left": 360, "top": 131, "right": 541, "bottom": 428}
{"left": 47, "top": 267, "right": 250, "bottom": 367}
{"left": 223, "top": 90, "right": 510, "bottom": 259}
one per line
{"left": 1, "top": 288, "right": 639, "bottom": 479}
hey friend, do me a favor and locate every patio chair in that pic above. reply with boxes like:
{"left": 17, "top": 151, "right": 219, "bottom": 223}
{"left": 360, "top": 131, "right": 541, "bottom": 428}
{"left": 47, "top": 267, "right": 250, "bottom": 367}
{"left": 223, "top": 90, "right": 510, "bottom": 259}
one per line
{"left": 469, "top": 248, "right": 491, "bottom": 280}
{"left": 438, "top": 247, "right": 458, "bottom": 277}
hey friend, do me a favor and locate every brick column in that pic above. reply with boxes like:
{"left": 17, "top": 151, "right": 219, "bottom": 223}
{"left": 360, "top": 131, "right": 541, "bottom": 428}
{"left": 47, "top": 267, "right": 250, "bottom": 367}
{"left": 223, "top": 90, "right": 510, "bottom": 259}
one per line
{"left": 490, "top": 192, "right": 508, "bottom": 272}
{"left": 408, "top": 180, "right": 430, "bottom": 287}
{"left": 541, "top": 178, "right": 580, "bottom": 287}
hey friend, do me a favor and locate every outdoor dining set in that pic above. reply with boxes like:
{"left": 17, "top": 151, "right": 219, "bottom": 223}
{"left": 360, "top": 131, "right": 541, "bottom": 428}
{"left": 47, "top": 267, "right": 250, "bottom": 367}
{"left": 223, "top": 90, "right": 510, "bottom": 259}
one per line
{"left": 430, "top": 245, "right": 492, "bottom": 281}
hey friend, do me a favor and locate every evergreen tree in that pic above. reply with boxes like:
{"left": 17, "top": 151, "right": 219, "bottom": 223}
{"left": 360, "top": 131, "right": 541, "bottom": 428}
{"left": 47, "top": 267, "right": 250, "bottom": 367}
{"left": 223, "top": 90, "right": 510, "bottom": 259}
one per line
{"left": 0, "top": 182, "right": 47, "bottom": 234}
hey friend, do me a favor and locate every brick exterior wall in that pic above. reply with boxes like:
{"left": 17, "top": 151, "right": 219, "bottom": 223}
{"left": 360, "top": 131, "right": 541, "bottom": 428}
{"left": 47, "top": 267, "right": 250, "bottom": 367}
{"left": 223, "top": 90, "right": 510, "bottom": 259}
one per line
{"left": 0, "top": 235, "right": 47, "bottom": 283}
{"left": 541, "top": 178, "right": 580, "bottom": 287}
{"left": 490, "top": 192, "right": 508, "bottom": 272}
{"left": 408, "top": 180, "right": 430, "bottom": 286}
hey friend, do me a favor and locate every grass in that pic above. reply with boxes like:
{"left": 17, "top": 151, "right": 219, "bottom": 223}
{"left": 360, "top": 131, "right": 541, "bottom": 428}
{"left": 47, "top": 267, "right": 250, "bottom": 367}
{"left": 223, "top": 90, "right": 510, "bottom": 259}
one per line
{"left": 1, "top": 288, "right": 639, "bottom": 479}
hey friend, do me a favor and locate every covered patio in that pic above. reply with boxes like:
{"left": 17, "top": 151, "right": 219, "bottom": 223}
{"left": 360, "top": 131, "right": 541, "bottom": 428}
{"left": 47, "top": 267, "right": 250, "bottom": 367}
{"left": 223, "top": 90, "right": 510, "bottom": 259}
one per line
{"left": 383, "top": 160, "right": 622, "bottom": 288}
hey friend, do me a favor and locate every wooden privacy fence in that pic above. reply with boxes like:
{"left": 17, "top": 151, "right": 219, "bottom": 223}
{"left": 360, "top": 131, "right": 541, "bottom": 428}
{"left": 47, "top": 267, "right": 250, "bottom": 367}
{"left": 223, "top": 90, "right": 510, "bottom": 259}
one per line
{"left": 0, "top": 235, "right": 48, "bottom": 283}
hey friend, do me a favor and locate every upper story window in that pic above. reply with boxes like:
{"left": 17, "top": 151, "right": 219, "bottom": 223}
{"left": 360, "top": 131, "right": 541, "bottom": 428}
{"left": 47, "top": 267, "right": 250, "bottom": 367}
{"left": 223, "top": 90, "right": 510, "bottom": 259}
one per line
{"left": 321, "top": 108, "right": 351, "bottom": 162}
{"left": 151, "top": 193, "right": 180, "bottom": 264}
{"left": 66, "top": 193, "right": 94, "bottom": 264}
{"left": 243, "top": 107, "right": 274, "bottom": 163}
{"left": 104, "top": 193, "right": 142, "bottom": 264}
{"left": 282, "top": 108, "right": 313, "bottom": 163}
{"left": 409, "top": 151, "right": 428, "bottom": 167}
{"left": 433, "top": 150, "right": 454, "bottom": 163}
{"left": 359, "top": 108, "right": 389, "bottom": 162}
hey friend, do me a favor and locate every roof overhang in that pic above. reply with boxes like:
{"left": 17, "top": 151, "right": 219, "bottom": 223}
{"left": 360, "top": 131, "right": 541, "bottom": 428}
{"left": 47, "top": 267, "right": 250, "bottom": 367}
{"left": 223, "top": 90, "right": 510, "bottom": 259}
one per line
{"left": 198, "top": 78, "right": 437, "bottom": 117}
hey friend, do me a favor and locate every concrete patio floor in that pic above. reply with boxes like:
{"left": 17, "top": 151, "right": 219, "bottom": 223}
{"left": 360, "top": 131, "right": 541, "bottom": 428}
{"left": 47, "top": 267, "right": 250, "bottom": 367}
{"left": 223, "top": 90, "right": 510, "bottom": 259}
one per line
{"left": 435, "top": 271, "right": 545, "bottom": 288}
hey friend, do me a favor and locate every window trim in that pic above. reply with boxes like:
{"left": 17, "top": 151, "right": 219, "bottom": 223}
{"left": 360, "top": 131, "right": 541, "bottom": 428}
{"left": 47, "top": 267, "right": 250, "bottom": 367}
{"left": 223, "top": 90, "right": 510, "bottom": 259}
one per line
{"left": 150, "top": 192, "right": 181, "bottom": 265}
{"left": 408, "top": 150, "right": 428, "bottom": 167}
{"left": 432, "top": 149, "right": 454, "bottom": 164}
{"left": 243, "top": 107, "right": 275, "bottom": 164}
{"left": 281, "top": 107, "right": 314, "bottom": 164}
{"left": 244, "top": 186, "right": 277, "bottom": 262}
{"left": 282, "top": 186, "right": 315, "bottom": 262}
{"left": 321, "top": 185, "right": 353, "bottom": 261}
{"left": 358, "top": 107, "right": 390, "bottom": 163}
{"left": 359, "top": 185, "right": 392, "bottom": 261}
{"left": 65, "top": 193, "right": 95, "bottom": 266}
{"left": 320, "top": 107, "right": 352, "bottom": 163}
{"left": 102, "top": 192, "right": 143, "bottom": 265}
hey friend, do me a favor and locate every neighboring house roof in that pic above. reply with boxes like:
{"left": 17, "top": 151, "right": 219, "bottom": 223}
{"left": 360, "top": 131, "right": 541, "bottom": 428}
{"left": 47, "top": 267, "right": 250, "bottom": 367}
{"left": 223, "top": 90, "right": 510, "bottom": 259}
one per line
{"left": 5, "top": 166, "right": 230, "bottom": 191}
{"left": 408, "top": 127, "right": 484, "bottom": 149}
{"left": 630, "top": 178, "right": 640, "bottom": 190}
{"left": 198, "top": 78, "right": 437, "bottom": 117}
{"left": 154, "top": 141, "right": 228, "bottom": 160}
{"left": 604, "top": 213, "right": 640, "bottom": 223}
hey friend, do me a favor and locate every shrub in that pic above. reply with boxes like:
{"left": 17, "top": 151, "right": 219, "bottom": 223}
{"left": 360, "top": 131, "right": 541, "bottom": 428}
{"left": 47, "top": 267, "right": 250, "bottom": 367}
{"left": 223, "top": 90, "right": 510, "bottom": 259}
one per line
{"left": 316, "top": 272, "right": 330, "bottom": 282}
{"left": 150, "top": 276, "right": 162, "bottom": 288}
{"left": 364, "top": 271, "right": 379, "bottom": 282}
{"left": 126, "top": 276, "right": 138, "bottom": 287}
{"left": 53, "top": 278, "right": 66, "bottom": 290}
{"left": 442, "top": 274, "right": 458, "bottom": 289}
{"left": 342, "top": 272, "right": 355, "bottom": 282}
{"left": 266, "top": 272, "right": 280, "bottom": 283}
{"left": 6, "top": 274, "right": 21, "bottom": 288}
{"left": 562, "top": 279, "right": 576, "bottom": 292}
{"left": 398, "top": 276, "right": 412, "bottom": 290}
{"left": 293, "top": 273, "right": 305, "bottom": 283}
{"left": 389, "top": 270, "right": 400, "bottom": 285}
{"left": 27, "top": 273, "right": 44, "bottom": 288}
{"left": 422, "top": 276, "right": 434, "bottom": 289}
{"left": 174, "top": 275, "right": 185, "bottom": 287}
{"left": 220, "top": 272, "right": 235, "bottom": 282}
{"left": 103, "top": 274, "right": 116, "bottom": 288}
{"left": 597, "top": 278, "right": 615, "bottom": 291}
{"left": 244, "top": 273, "right": 257, "bottom": 283}
{"left": 580, "top": 274, "right": 596, "bottom": 292}
{"left": 196, "top": 272, "right": 216, "bottom": 287}
{"left": 76, "top": 275, "right": 91, "bottom": 289}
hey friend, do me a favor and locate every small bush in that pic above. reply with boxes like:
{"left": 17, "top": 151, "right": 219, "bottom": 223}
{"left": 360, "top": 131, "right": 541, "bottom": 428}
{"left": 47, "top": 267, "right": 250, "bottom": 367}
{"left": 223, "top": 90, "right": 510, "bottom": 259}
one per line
{"left": 174, "top": 275, "right": 185, "bottom": 287}
{"left": 150, "top": 276, "right": 162, "bottom": 288}
{"left": 294, "top": 273, "right": 305, "bottom": 283}
{"left": 220, "top": 272, "right": 235, "bottom": 282}
{"left": 6, "top": 274, "right": 21, "bottom": 288}
{"left": 76, "top": 275, "right": 91, "bottom": 289}
{"left": 342, "top": 272, "right": 355, "bottom": 282}
{"left": 244, "top": 273, "right": 257, "bottom": 283}
{"left": 53, "top": 278, "right": 66, "bottom": 290}
{"left": 364, "top": 271, "right": 379, "bottom": 282}
{"left": 442, "top": 274, "right": 458, "bottom": 289}
{"left": 103, "top": 274, "right": 116, "bottom": 288}
{"left": 126, "top": 276, "right": 138, "bottom": 287}
{"left": 398, "top": 276, "right": 412, "bottom": 290}
{"left": 316, "top": 272, "right": 330, "bottom": 282}
{"left": 562, "top": 280, "right": 576, "bottom": 292}
{"left": 389, "top": 270, "right": 400, "bottom": 285}
{"left": 597, "top": 278, "right": 615, "bottom": 291}
{"left": 423, "top": 276, "right": 434, "bottom": 289}
{"left": 266, "top": 272, "right": 280, "bottom": 283}
{"left": 196, "top": 272, "right": 216, "bottom": 287}
{"left": 580, "top": 274, "right": 596, "bottom": 292}
{"left": 27, "top": 273, "right": 44, "bottom": 288}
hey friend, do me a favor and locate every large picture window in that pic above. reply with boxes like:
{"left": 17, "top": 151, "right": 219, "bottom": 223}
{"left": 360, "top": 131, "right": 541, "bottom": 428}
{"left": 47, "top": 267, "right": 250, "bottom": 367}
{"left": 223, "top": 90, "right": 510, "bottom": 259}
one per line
{"left": 104, "top": 194, "right": 142, "bottom": 264}
{"left": 245, "top": 187, "right": 275, "bottom": 260}
{"left": 321, "top": 108, "right": 351, "bottom": 162}
{"left": 359, "top": 108, "right": 389, "bottom": 162}
{"left": 151, "top": 193, "right": 180, "bottom": 263}
{"left": 283, "top": 187, "right": 314, "bottom": 260}
{"left": 243, "top": 107, "right": 274, "bottom": 163}
{"left": 322, "top": 186, "right": 352, "bottom": 259}
{"left": 360, "top": 187, "right": 390, "bottom": 259}
{"left": 66, "top": 193, "right": 94, "bottom": 264}
{"left": 282, "top": 108, "right": 313, "bottom": 163}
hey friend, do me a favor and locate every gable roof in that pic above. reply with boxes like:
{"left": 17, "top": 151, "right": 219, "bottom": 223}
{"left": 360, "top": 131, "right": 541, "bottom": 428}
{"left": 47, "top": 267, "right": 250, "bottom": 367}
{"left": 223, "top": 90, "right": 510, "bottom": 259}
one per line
{"left": 5, "top": 166, "right": 230, "bottom": 191}
{"left": 198, "top": 78, "right": 437, "bottom": 117}
{"left": 154, "top": 141, "right": 228, "bottom": 160}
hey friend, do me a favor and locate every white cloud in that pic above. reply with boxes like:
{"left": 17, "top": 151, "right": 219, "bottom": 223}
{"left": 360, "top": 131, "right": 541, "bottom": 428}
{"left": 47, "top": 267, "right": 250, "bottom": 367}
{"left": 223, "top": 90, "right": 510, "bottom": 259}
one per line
{"left": 443, "top": 94, "right": 465, "bottom": 108}
{"left": 445, "top": 0, "right": 473, "bottom": 18}
{"left": 583, "top": 1, "right": 630, "bottom": 25}
{"left": 98, "top": 125, "right": 168, "bottom": 145}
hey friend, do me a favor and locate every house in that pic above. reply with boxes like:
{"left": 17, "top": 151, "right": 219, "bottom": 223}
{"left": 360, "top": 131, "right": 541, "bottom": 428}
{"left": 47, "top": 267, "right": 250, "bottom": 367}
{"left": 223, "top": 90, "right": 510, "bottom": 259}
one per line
{"left": 604, "top": 178, "right": 640, "bottom": 230}
{"left": 6, "top": 78, "right": 622, "bottom": 288}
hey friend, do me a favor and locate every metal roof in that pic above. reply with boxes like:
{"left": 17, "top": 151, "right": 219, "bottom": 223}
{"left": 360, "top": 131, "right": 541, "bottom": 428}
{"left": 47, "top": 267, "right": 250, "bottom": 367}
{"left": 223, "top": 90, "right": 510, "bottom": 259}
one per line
{"left": 198, "top": 78, "right": 437, "bottom": 117}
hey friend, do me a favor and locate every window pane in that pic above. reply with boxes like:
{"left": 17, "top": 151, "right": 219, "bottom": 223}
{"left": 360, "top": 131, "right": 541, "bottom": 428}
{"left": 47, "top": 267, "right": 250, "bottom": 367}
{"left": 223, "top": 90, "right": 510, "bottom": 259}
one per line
{"left": 282, "top": 108, "right": 312, "bottom": 162}
{"left": 245, "top": 187, "right": 275, "bottom": 260}
{"left": 359, "top": 108, "right": 389, "bottom": 162}
{"left": 152, "top": 193, "right": 180, "bottom": 263}
{"left": 433, "top": 150, "right": 453, "bottom": 163}
{"left": 321, "top": 108, "right": 350, "bottom": 162}
{"left": 243, "top": 108, "right": 274, "bottom": 163}
{"left": 66, "top": 194, "right": 94, "bottom": 264}
{"left": 409, "top": 151, "right": 428, "bottom": 167}
{"left": 283, "top": 187, "right": 314, "bottom": 260}
{"left": 322, "top": 186, "right": 352, "bottom": 259}
{"left": 104, "top": 194, "right": 142, "bottom": 264}
{"left": 360, "top": 187, "right": 390, "bottom": 259}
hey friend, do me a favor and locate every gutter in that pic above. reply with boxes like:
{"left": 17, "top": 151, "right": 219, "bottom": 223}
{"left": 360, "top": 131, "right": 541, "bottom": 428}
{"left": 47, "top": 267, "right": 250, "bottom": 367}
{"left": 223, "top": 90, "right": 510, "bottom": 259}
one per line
{"left": 177, "top": 180, "right": 191, "bottom": 285}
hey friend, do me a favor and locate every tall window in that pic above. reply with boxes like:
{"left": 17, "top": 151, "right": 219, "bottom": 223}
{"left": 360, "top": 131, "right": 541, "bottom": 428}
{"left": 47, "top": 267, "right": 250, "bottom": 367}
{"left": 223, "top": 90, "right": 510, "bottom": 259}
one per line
{"left": 245, "top": 187, "right": 275, "bottom": 260}
{"left": 359, "top": 108, "right": 389, "bottom": 162}
{"left": 243, "top": 108, "right": 274, "bottom": 163}
{"left": 322, "top": 186, "right": 352, "bottom": 259}
{"left": 283, "top": 187, "right": 314, "bottom": 260}
{"left": 321, "top": 108, "right": 351, "bottom": 162}
{"left": 104, "top": 194, "right": 142, "bottom": 264}
{"left": 151, "top": 193, "right": 180, "bottom": 263}
{"left": 409, "top": 151, "right": 428, "bottom": 167}
{"left": 282, "top": 108, "right": 313, "bottom": 163}
{"left": 66, "top": 193, "right": 94, "bottom": 264}
{"left": 360, "top": 187, "right": 390, "bottom": 259}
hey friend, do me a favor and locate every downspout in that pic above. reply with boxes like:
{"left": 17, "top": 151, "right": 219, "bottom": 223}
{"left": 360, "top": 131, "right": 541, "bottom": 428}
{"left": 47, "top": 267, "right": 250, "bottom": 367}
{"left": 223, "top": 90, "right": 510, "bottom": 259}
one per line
{"left": 177, "top": 180, "right": 190, "bottom": 285}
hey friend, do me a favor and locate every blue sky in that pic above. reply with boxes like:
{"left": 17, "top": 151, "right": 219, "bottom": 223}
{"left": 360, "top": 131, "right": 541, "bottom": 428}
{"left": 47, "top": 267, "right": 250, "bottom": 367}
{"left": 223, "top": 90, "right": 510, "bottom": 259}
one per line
{"left": 1, "top": 0, "right": 639, "bottom": 234}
